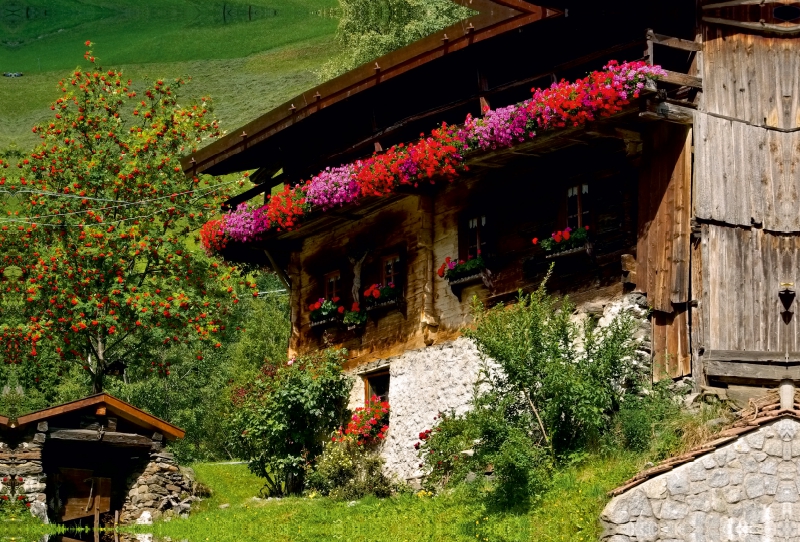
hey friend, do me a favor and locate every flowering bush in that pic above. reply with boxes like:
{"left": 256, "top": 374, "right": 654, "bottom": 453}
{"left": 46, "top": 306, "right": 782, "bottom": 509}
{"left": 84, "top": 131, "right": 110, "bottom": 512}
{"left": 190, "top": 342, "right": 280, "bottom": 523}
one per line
{"left": 343, "top": 303, "right": 367, "bottom": 326}
{"left": 230, "top": 350, "right": 352, "bottom": 496}
{"left": 333, "top": 395, "right": 389, "bottom": 446}
{"left": 204, "top": 61, "right": 665, "bottom": 252}
{"left": 437, "top": 255, "right": 485, "bottom": 281}
{"left": 0, "top": 494, "right": 32, "bottom": 521}
{"left": 363, "top": 283, "right": 400, "bottom": 306}
{"left": 533, "top": 225, "right": 589, "bottom": 253}
{"left": 308, "top": 297, "right": 344, "bottom": 322}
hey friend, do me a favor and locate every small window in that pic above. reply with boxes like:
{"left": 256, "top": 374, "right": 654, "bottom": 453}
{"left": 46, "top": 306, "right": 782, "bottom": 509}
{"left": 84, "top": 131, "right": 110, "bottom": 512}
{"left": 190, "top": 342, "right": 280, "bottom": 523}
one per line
{"left": 466, "top": 215, "right": 487, "bottom": 259}
{"left": 365, "top": 371, "right": 390, "bottom": 403}
{"left": 324, "top": 271, "right": 341, "bottom": 299}
{"left": 566, "top": 184, "right": 590, "bottom": 229}
{"left": 382, "top": 254, "right": 401, "bottom": 287}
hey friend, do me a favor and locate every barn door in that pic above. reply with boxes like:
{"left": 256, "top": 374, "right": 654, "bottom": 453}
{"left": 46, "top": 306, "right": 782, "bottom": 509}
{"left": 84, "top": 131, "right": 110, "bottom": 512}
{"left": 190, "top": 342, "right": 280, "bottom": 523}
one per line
{"left": 56, "top": 468, "right": 111, "bottom": 522}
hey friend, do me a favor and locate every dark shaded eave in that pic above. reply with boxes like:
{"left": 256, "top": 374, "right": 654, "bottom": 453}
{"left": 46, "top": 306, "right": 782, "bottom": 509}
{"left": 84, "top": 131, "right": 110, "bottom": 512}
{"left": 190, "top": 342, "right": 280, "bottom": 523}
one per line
{"left": 181, "top": 0, "right": 563, "bottom": 178}
{"left": 12, "top": 393, "right": 185, "bottom": 441}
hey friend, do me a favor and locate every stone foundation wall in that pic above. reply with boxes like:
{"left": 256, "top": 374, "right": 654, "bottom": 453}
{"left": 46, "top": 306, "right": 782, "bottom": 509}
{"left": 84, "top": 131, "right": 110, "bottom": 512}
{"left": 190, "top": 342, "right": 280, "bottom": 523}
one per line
{"left": 0, "top": 439, "right": 48, "bottom": 522}
{"left": 347, "top": 292, "right": 653, "bottom": 483}
{"left": 119, "top": 452, "right": 196, "bottom": 524}
{"left": 601, "top": 418, "right": 800, "bottom": 541}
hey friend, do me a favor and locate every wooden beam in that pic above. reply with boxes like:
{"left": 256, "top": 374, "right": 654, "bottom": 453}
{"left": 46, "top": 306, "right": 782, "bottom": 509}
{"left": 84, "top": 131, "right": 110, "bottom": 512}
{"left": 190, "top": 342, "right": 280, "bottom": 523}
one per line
{"left": 705, "top": 360, "right": 800, "bottom": 381}
{"left": 661, "top": 70, "right": 703, "bottom": 89}
{"left": 48, "top": 429, "right": 154, "bottom": 447}
{"left": 646, "top": 30, "right": 702, "bottom": 52}
{"left": 640, "top": 102, "right": 695, "bottom": 125}
{"left": 705, "top": 350, "right": 800, "bottom": 363}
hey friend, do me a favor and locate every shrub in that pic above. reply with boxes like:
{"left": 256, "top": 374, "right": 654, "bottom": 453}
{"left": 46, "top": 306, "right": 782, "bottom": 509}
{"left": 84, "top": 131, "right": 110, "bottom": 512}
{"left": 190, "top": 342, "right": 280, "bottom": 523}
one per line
{"left": 306, "top": 439, "right": 396, "bottom": 500}
{"left": 415, "top": 410, "right": 480, "bottom": 489}
{"left": 464, "top": 275, "right": 637, "bottom": 454}
{"left": 230, "top": 349, "right": 352, "bottom": 496}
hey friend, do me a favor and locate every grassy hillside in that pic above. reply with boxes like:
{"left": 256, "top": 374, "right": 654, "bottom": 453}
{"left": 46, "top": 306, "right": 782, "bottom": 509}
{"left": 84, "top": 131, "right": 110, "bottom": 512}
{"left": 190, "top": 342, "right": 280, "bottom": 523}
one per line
{"left": 1, "top": 0, "right": 339, "bottom": 150}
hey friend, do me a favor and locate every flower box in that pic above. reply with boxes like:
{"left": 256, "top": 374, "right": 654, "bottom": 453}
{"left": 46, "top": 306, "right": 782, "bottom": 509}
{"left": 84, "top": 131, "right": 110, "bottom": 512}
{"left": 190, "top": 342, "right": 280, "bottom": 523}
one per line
{"left": 448, "top": 272, "right": 489, "bottom": 302}
{"left": 309, "top": 316, "right": 340, "bottom": 329}
{"left": 365, "top": 297, "right": 401, "bottom": 313}
{"left": 545, "top": 245, "right": 588, "bottom": 259}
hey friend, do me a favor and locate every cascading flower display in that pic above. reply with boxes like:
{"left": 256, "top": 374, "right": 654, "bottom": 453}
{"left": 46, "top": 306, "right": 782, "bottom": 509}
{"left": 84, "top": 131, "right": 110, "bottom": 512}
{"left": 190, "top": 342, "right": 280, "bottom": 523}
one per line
{"left": 305, "top": 164, "right": 360, "bottom": 210}
{"left": 204, "top": 61, "right": 665, "bottom": 253}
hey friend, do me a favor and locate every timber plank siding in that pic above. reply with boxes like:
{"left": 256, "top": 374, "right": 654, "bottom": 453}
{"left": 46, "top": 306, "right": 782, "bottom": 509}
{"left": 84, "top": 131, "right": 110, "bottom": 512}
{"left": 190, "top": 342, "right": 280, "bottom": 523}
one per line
{"left": 700, "top": 225, "right": 800, "bottom": 354}
{"left": 702, "top": 27, "right": 800, "bottom": 130}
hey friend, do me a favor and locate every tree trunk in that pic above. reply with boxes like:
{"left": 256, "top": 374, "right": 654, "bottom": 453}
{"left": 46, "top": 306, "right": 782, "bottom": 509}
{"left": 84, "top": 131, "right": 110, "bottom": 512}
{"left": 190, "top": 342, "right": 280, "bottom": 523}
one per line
{"left": 91, "top": 334, "right": 106, "bottom": 393}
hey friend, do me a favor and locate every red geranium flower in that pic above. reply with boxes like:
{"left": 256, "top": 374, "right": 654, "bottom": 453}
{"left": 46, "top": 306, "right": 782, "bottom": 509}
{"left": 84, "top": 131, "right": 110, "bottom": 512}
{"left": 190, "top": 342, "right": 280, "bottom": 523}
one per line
{"left": 337, "top": 306, "right": 345, "bottom": 314}
{"left": 532, "top": 238, "right": 538, "bottom": 245}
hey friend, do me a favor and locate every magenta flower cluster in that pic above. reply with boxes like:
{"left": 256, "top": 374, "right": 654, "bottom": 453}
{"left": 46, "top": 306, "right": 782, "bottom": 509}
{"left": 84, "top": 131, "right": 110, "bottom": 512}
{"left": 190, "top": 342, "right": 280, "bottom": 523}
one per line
{"left": 305, "top": 164, "right": 360, "bottom": 210}
{"left": 223, "top": 203, "right": 269, "bottom": 243}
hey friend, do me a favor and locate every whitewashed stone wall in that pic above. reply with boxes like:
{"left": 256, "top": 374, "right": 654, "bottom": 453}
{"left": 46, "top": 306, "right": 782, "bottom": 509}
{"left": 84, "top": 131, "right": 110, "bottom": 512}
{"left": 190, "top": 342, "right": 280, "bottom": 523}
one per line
{"left": 601, "top": 418, "right": 800, "bottom": 541}
{"left": 347, "top": 337, "right": 483, "bottom": 482}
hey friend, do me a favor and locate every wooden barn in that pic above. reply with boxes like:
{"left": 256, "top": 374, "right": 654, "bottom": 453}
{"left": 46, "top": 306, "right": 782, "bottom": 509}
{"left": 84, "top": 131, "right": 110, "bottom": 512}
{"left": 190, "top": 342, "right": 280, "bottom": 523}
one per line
{"left": 0, "top": 393, "right": 194, "bottom": 525}
{"left": 185, "top": 0, "right": 800, "bottom": 480}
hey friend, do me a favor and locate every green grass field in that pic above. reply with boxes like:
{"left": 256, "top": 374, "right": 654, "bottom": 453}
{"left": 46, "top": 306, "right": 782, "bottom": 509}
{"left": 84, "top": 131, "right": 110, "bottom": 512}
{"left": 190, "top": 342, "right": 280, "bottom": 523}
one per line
{"left": 1, "top": 0, "right": 340, "bottom": 150}
{"left": 135, "top": 453, "right": 647, "bottom": 542}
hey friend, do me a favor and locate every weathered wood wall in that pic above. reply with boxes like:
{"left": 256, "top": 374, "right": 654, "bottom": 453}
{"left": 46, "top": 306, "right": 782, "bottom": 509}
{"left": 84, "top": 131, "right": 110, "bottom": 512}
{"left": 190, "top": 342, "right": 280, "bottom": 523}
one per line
{"left": 692, "top": 22, "right": 800, "bottom": 383}
{"left": 702, "top": 27, "right": 800, "bottom": 131}
{"left": 700, "top": 224, "right": 800, "bottom": 353}
{"left": 637, "top": 123, "right": 693, "bottom": 380}
{"left": 694, "top": 113, "right": 800, "bottom": 232}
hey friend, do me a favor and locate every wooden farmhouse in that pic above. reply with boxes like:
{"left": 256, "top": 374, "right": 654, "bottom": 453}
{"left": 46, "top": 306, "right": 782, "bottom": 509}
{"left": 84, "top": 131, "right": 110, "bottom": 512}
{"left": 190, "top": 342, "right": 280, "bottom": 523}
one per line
{"left": 186, "top": 0, "right": 800, "bottom": 482}
{"left": 0, "top": 393, "right": 196, "bottom": 525}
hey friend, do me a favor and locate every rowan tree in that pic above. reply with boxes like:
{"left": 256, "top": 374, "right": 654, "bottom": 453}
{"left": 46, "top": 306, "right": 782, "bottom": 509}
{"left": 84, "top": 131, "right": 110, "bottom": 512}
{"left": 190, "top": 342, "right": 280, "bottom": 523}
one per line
{"left": 10, "top": 43, "right": 248, "bottom": 392}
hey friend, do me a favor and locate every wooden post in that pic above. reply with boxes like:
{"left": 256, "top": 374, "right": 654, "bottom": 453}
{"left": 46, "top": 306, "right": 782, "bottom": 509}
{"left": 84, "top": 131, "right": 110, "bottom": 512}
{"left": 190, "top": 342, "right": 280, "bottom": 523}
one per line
{"left": 94, "top": 504, "right": 100, "bottom": 542}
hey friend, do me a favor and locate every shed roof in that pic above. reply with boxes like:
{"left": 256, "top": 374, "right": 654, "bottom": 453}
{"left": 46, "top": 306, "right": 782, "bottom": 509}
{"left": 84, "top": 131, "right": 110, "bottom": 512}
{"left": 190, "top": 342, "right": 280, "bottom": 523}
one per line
{"left": 608, "top": 389, "right": 795, "bottom": 497}
{"left": 8, "top": 393, "right": 185, "bottom": 441}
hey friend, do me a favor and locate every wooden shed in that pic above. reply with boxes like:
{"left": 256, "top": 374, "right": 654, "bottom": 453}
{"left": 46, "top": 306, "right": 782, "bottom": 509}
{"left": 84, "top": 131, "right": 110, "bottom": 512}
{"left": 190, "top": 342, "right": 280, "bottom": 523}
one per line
{"left": 0, "top": 393, "right": 187, "bottom": 525}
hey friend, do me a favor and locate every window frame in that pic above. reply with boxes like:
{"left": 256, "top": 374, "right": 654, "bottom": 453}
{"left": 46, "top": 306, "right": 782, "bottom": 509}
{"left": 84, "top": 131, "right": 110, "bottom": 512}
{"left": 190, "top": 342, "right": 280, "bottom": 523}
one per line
{"left": 364, "top": 371, "right": 390, "bottom": 404}
{"left": 323, "top": 270, "right": 342, "bottom": 300}
{"left": 381, "top": 254, "right": 402, "bottom": 287}
{"left": 565, "top": 183, "right": 591, "bottom": 230}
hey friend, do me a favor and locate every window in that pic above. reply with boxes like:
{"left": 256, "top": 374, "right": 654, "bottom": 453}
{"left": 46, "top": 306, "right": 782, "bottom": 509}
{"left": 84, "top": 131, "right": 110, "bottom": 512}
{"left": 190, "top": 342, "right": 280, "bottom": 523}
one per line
{"left": 466, "top": 215, "right": 487, "bottom": 259}
{"left": 382, "top": 254, "right": 401, "bottom": 287}
{"left": 324, "top": 271, "right": 341, "bottom": 299}
{"left": 365, "top": 371, "right": 390, "bottom": 403}
{"left": 566, "top": 184, "right": 590, "bottom": 229}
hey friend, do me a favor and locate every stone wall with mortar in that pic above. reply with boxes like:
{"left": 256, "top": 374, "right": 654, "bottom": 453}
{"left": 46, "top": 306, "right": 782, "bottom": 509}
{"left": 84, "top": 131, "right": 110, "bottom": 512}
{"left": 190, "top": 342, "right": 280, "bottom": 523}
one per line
{"left": 346, "top": 292, "right": 652, "bottom": 483}
{"left": 0, "top": 437, "right": 48, "bottom": 522}
{"left": 600, "top": 417, "right": 800, "bottom": 541}
{"left": 119, "top": 452, "right": 197, "bottom": 524}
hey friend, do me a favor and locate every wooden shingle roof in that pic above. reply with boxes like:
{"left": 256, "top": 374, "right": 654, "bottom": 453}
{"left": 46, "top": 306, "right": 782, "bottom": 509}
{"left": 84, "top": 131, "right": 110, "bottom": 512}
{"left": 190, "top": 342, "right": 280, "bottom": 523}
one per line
{"left": 6, "top": 393, "right": 185, "bottom": 441}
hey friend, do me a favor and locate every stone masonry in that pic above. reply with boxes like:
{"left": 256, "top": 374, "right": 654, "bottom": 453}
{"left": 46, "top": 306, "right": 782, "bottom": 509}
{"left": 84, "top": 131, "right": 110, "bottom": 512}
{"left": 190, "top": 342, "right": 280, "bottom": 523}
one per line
{"left": 0, "top": 437, "right": 48, "bottom": 522}
{"left": 119, "top": 452, "right": 196, "bottom": 524}
{"left": 601, "top": 417, "right": 800, "bottom": 541}
{"left": 347, "top": 292, "right": 652, "bottom": 483}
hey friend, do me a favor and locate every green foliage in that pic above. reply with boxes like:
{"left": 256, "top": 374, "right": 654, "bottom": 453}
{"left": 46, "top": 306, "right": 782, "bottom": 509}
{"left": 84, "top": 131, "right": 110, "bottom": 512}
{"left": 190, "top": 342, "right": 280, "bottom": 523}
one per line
{"left": 416, "top": 410, "right": 478, "bottom": 489}
{"left": 306, "top": 439, "right": 396, "bottom": 500}
{"left": 319, "top": 0, "right": 473, "bottom": 79}
{"left": 230, "top": 349, "right": 352, "bottom": 496}
{"left": 464, "top": 276, "right": 638, "bottom": 454}
{"left": 615, "top": 381, "right": 682, "bottom": 453}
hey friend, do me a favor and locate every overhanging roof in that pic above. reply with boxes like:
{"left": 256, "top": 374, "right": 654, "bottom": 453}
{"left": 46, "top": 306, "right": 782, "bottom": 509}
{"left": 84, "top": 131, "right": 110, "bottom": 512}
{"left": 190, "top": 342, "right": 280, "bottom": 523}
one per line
{"left": 181, "top": 0, "right": 564, "bottom": 180}
{"left": 10, "top": 393, "right": 185, "bottom": 441}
